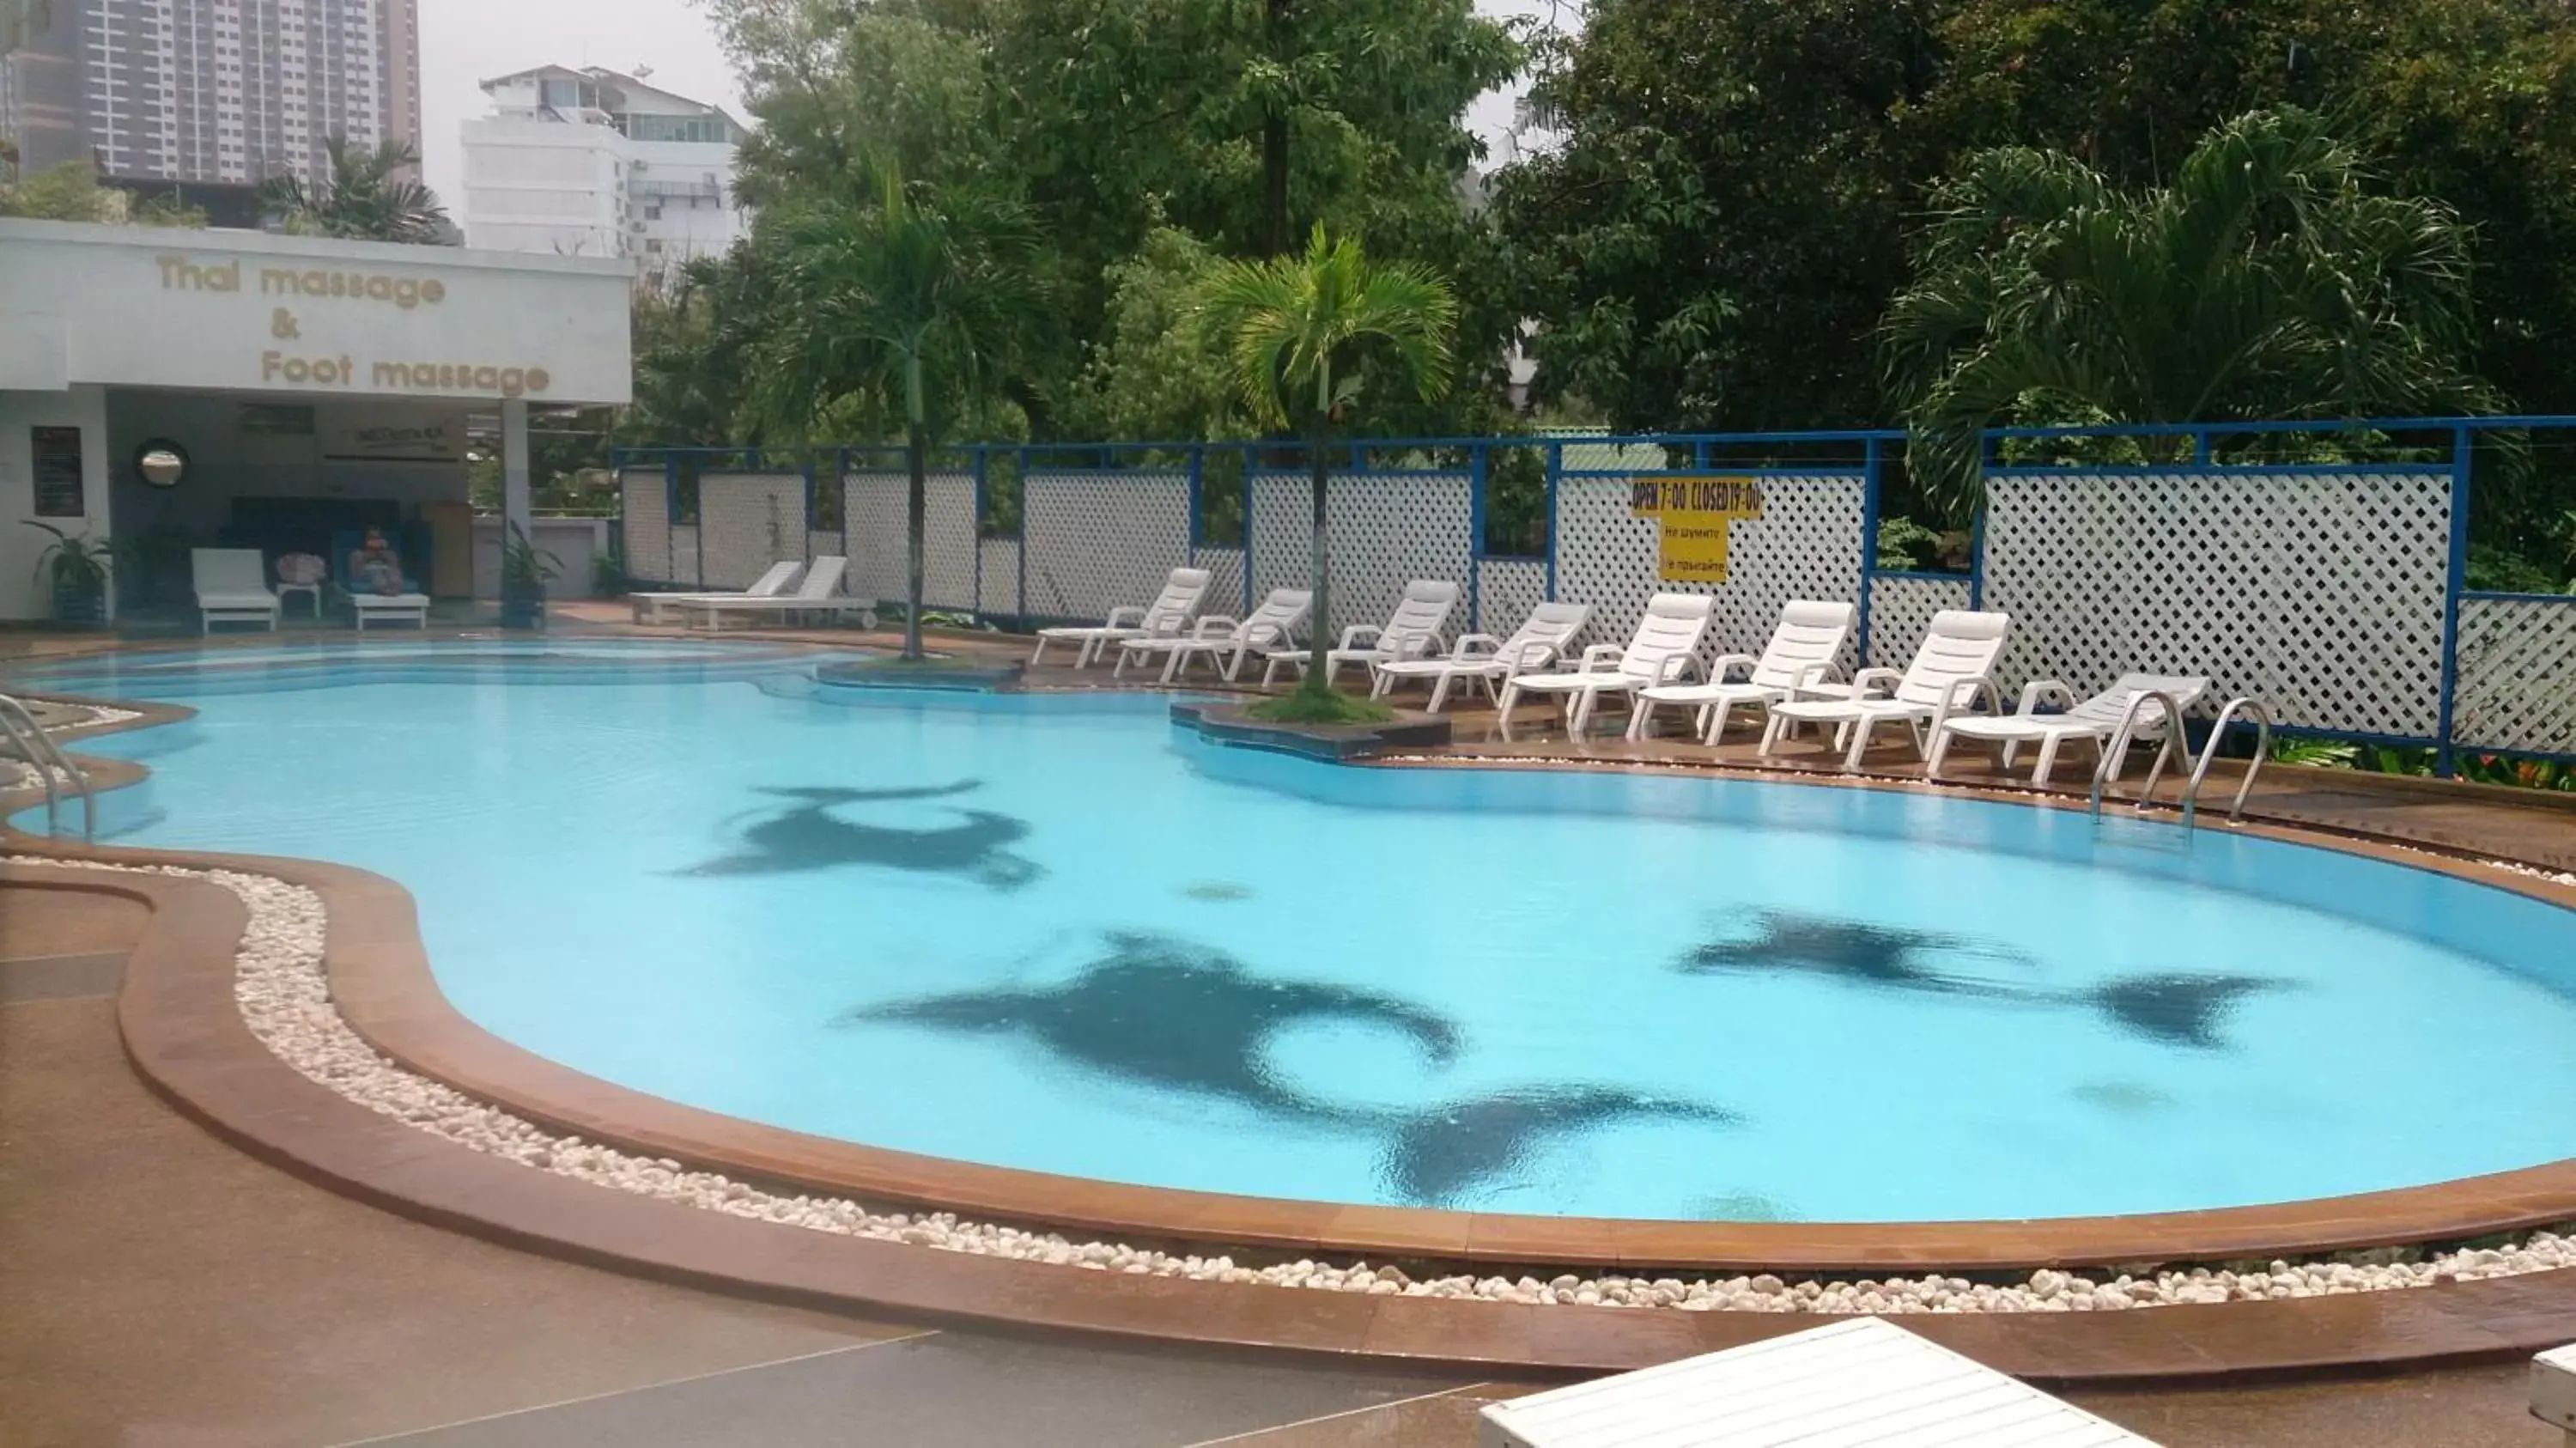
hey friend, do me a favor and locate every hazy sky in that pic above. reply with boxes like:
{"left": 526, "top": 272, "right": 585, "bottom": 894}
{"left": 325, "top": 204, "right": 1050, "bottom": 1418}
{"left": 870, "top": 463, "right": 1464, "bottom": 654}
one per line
{"left": 418, "top": 0, "right": 1551, "bottom": 211}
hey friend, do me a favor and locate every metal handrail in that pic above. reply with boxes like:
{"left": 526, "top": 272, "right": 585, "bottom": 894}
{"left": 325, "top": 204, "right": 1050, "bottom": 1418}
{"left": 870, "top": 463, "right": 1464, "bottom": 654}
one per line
{"left": 2087, "top": 690, "right": 2189, "bottom": 818}
{"left": 2179, "top": 697, "right": 2274, "bottom": 830}
{"left": 0, "top": 694, "right": 96, "bottom": 843}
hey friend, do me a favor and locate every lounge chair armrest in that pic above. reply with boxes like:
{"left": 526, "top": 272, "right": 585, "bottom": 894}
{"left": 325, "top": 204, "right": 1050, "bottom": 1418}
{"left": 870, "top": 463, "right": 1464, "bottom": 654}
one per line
{"left": 1929, "top": 675, "right": 2003, "bottom": 735}
{"left": 1578, "top": 643, "right": 1625, "bottom": 672}
{"left": 1851, "top": 666, "right": 1905, "bottom": 698}
{"left": 1710, "top": 652, "right": 1759, "bottom": 681}
{"left": 1452, "top": 632, "right": 1504, "bottom": 660}
{"left": 2016, "top": 678, "right": 2075, "bottom": 717}
{"left": 1793, "top": 660, "right": 1842, "bottom": 688}
{"left": 1500, "top": 641, "right": 1560, "bottom": 674}
{"left": 1194, "top": 615, "right": 1241, "bottom": 638}
{"left": 1242, "top": 621, "right": 1297, "bottom": 648}
{"left": 1103, "top": 605, "right": 1146, "bottom": 629}
{"left": 1651, "top": 654, "right": 1701, "bottom": 684}
{"left": 1339, "top": 624, "right": 1384, "bottom": 651}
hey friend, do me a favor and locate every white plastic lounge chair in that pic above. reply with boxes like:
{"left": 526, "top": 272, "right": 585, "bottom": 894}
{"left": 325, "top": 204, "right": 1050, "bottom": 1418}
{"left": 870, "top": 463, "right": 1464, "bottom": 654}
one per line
{"left": 1760, "top": 609, "right": 2010, "bottom": 770}
{"left": 1030, "top": 567, "right": 1213, "bottom": 668}
{"left": 1261, "top": 578, "right": 1460, "bottom": 686}
{"left": 1929, "top": 672, "right": 2212, "bottom": 786}
{"left": 192, "top": 549, "right": 280, "bottom": 634}
{"left": 2534, "top": 1341, "right": 2576, "bottom": 1440}
{"left": 1370, "top": 600, "right": 1592, "bottom": 713}
{"left": 1627, "top": 599, "right": 1856, "bottom": 745}
{"left": 1497, "top": 593, "right": 1715, "bottom": 737}
{"left": 679, "top": 556, "right": 872, "bottom": 630}
{"left": 1115, "top": 587, "right": 1311, "bottom": 684}
{"left": 639, "top": 560, "right": 805, "bottom": 624}
{"left": 1480, "top": 1316, "right": 2164, "bottom": 1447}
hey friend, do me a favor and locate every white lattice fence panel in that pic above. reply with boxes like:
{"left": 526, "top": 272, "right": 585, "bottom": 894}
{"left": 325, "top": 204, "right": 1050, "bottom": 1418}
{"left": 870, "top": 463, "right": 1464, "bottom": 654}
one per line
{"left": 2453, "top": 598, "right": 2576, "bottom": 754}
{"left": 1021, "top": 471, "right": 1193, "bottom": 624}
{"left": 843, "top": 471, "right": 978, "bottom": 611}
{"left": 1552, "top": 473, "right": 1866, "bottom": 670}
{"left": 1249, "top": 472, "right": 1474, "bottom": 643}
{"left": 1192, "top": 545, "right": 1248, "bottom": 618}
{"left": 697, "top": 473, "right": 806, "bottom": 589}
{"left": 1475, "top": 557, "right": 1547, "bottom": 638}
{"left": 666, "top": 526, "right": 701, "bottom": 587}
{"left": 1984, "top": 470, "right": 2451, "bottom": 735}
{"left": 620, "top": 469, "right": 673, "bottom": 584}
{"left": 979, "top": 538, "right": 1020, "bottom": 616}
{"left": 844, "top": 472, "right": 906, "bottom": 603}
{"left": 1867, "top": 575, "right": 1973, "bottom": 667}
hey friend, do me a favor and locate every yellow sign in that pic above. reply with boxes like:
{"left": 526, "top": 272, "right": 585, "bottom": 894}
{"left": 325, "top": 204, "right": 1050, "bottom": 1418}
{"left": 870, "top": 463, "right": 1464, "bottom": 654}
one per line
{"left": 1630, "top": 474, "right": 1765, "bottom": 582}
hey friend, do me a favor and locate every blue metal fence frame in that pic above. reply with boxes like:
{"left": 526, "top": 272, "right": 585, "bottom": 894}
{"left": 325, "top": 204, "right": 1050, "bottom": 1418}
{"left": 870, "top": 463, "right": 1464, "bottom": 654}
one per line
{"left": 619, "top": 417, "right": 2576, "bottom": 766}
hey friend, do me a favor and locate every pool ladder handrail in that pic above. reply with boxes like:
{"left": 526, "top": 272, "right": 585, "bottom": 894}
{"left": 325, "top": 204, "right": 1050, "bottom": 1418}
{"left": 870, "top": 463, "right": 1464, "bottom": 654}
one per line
{"left": 0, "top": 692, "right": 96, "bottom": 844}
{"left": 2087, "top": 690, "right": 2190, "bottom": 819}
{"left": 2087, "top": 692, "right": 2274, "bottom": 831}
{"left": 2178, "top": 697, "right": 2273, "bottom": 830}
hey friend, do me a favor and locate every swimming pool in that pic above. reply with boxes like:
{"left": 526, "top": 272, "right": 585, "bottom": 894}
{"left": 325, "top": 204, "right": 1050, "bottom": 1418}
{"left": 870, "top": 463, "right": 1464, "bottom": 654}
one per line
{"left": 17, "top": 642, "right": 2576, "bottom": 1223}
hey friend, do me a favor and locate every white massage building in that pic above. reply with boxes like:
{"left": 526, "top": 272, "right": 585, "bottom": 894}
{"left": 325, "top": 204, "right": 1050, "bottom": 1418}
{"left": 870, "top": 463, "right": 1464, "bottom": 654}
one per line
{"left": 0, "top": 218, "right": 633, "bottom": 624}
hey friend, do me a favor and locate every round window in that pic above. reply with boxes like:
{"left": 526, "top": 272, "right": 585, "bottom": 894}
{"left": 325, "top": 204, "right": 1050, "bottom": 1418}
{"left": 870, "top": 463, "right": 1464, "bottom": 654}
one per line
{"left": 135, "top": 440, "right": 191, "bottom": 489}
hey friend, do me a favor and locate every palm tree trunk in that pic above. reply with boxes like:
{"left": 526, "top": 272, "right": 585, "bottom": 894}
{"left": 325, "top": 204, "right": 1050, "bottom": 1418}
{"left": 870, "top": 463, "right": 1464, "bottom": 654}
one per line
{"left": 1303, "top": 417, "right": 1331, "bottom": 698}
{"left": 904, "top": 422, "right": 928, "bottom": 660}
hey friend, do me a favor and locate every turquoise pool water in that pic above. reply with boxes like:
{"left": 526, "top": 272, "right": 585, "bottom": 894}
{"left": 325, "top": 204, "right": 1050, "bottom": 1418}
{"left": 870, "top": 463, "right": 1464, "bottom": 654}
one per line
{"left": 16, "top": 642, "right": 2576, "bottom": 1222}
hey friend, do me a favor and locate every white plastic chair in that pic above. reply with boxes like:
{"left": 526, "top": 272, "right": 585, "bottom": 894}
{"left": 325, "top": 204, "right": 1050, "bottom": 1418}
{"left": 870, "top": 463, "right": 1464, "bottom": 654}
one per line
{"left": 1760, "top": 609, "right": 2010, "bottom": 770}
{"left": 1030, "top": 567, "right": 1213, "bottom": 668}
{"left": 1370, "top": 600, "right": 1592, "bottom": 713}
{"left": 1262, "top": 578, "right": 1459, "bottom": 686}
{"left": 192, "top": 549, "right": 280, "bottom": 634}
{"left": 1929, "top": 672, "right": 2212, "bottom": 785}
{"left": 1115, "top": 587, "right": 1311, "bottom": 684}
{"left": 1498, "top": 593, "right": 1715, "bottom": 737}
{"left": 640, "top": 560, "right": 805, "bottom": 624}
{"left": 1628, "top": 599, "right": 1855, "bottom": 745}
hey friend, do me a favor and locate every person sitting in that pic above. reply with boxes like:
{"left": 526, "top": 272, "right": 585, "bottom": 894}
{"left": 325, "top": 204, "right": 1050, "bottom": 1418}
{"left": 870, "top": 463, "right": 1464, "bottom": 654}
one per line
{"left": 349, "top": 528, "right": 408, "bottom": 597}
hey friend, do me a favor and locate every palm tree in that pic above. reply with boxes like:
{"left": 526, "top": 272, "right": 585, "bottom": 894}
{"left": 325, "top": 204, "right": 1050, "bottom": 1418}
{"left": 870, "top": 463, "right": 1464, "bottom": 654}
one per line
{"left": 1196, "top": 226, "right": 1457, "bottom": 711}
{"left": 262, "top": 137, "right": 451, "bottom": 244}
{"left": 1883, "top": 106, "right": 2499, "bottom": 516}
{"left": 753, "top": 161, "right": 1047, "bottom": 660}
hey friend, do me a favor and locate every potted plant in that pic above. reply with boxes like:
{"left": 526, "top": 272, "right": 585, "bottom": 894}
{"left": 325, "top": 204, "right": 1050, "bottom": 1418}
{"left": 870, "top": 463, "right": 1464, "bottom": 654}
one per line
{"left": 499, "top": 522, "right": 562, "bottom": 630}
{"left": 23, "top": 520, "right": 112, "bottom": 625}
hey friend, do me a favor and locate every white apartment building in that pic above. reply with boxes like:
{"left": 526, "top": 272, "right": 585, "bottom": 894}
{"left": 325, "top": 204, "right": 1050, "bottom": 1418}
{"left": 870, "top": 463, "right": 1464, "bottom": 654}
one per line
{"left": 459, "top": 65, "right": 747, "bottom": 265}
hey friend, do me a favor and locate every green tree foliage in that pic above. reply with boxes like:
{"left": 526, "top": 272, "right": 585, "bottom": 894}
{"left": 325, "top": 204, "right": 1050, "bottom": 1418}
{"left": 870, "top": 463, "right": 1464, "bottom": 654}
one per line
{"left": 0, "top": 159, "right": 199, "bottom": 226}
{"left": 1486, "top": 0, "right": 1945, "bottom": 431}
{"left": 261, "top": 137, "right": 453, "bottom": 244}
{"left": 1885, "top": 108, "right": 2495, "bottom": 515}
{"left": 750, "top": 161, "right": 1051, "bottom": 657}
{"left": 1197, "top": 226, "right": 1456, "bottom": 702}
{"left": 700, "top": 0, "right": 1517, "bottom": 435}
{"left": 1060, "top": 225, "right": 1242, "bottom": 444}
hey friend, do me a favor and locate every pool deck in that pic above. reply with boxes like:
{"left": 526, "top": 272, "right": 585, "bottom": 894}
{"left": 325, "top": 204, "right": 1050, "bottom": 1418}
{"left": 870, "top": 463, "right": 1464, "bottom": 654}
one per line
{"left": 6, "top": 617, "right": 2576, "bottom": 1420}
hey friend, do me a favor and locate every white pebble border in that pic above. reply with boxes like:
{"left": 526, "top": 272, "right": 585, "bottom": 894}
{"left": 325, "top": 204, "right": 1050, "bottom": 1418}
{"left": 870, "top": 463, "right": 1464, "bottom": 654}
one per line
{"left": 10, "top": 854, "right": 2573, "bottom": 1317}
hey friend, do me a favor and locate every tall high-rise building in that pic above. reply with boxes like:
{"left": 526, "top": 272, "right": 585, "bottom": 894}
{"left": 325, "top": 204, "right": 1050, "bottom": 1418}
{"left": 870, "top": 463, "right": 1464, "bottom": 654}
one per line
{"left": 1, "top": 0, "right": 422, "bottom": 186}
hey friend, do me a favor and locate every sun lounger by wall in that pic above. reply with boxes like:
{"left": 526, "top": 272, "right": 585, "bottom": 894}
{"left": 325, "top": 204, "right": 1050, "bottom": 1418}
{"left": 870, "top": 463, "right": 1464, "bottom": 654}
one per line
{"left": 1479, "top": 1317, "right": 2164, "bottom": 1447}
{"left": 1114, "top": 587, "right": 1312, "bottom": 684}
{"left": 640, "top": 560, "right": 806, "bottom": 624}
{"left": 1370, "top": 600, "right": 1592, "bottom": 713}
{"left": 191, "top": 548, "right": 281, "bottom": 634}
{"left": 1628, "top": 599, "right": 1855, "bottom": 745}
{"left": 1030, "top": 567, "right": 1213, "bottom": 668}
{"left": 1497, "top": 592, "right": 1715, "bottom": 737}
{"left": 1929, "top": 672, "right": 2213, "bottom": 786}
{"left": 2530, "top": 1341, "right": 2575, "bottom": 1444}
{"left": 1263, "top": 578, "right": 1459, "bottom": 686}
{"left": 677, "top": 557, "right": 872, "bottom": 630}
{"left": 1761, "top": 609, "right": 2010, "bottom": 771}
